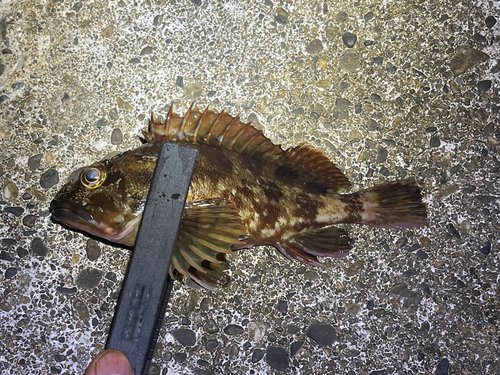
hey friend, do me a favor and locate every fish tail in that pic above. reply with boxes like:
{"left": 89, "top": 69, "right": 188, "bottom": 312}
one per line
{"left": 356, "top": 179, "right": 428, "bottom": 228}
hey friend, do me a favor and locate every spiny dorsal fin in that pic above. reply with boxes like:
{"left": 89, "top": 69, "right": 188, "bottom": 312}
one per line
{"left": 171, "top": 198, "right": 247, "bottom": 290}
{"left": 146, "top": 103, "right": 351, "bottom": 193}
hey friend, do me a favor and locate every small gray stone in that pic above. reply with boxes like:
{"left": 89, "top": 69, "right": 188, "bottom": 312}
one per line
{"left": 367, "top": 119, "right": 379, "bottom": 131}
{"left": 128, "top": 58, "right": 140, "bottom": 64}
{"left": 94, "top": 118, "right": 108, "bottom": 128}
{"left": 276, "top": 300, "right": 287, "bottom": 313}
{"left": 28, "top": 154, "right": 43, "bottom": 171}
{"left": 109, "top": 108, "right": 119, "bottom": 120}
{"left": 266, "top": 346, "right": 289, "bottom": 371}
{"left": 4, "top": 207, "right": 24, "bottom": 217}
{"left": 40, "top": 168, "right": 59, "bottom": 188}
{"left": 275, "top": 8, "right": 288, "bottom": 24}
{"left": 111, "top": 128, "right": 123, "bottom": 145}
{"left": 430, "top": 136, "right": 441, "bottom": 147}
{"left": 5, "top": 267, "right": 17, "bottom": 279}
{"left": 435, "top": 358, "right": 449, "bottom": 375}
{"left": 306, "top": 323, "right": 336, "bottom": 346}
{"left": 76, "top": 268, "right": 104, "bottom": 289}
{"left": 364, "top": 12, "right": 374, "bottom": 22}
{"left": 251, "top": 348, "right": 264, "bottom": 363}
{"left": 339, "top": 52, "right": 360, "bottom": 72}
{"left": 190, "top": 0, "right": 201, "bottom": 5}
{"left": 305, "top": 39, "right": 323, "bottom": 54}
{"left": 205, "top": 340, "right": 218, "bottom": 352}
{"left": 171, "top": 328, "right": 196, "bottom": 346}
{"left": 376, "top": 148, "right": 388, "bottom": 163}
{"left": 0, "top": 95, "right": 9, "bottom": 104}
{"left": 140, "top": 46, "right": 153, "bottom": 55}
{"left": 386, "top": 62, "right": 397, "bottom": 73}
{"left": 477, "top": 80, "right": 492, "bottom": 92}
{"left": 335, "top": 98, "right": 351, "bottom": 109}
{"left": 22, "top": 215, "right": 37, "bottom": 227}
{"left": 224, "top": 324, "right": 244, "bottom": 335}
{"left": 290, "top": 341, "right": 303, "bottom": 356}
{"left": 73, "top": 299, "right": 90, "bottom": 324}
{"left": 203, "top": 318, "right": 219, "bottom": 333}
{"left": 342, "top": 32, "right": 357, "bottom": 48}
{"left": 31, "top": 237, "right": 49, "bottom": 258}
{"left": 11, "top": 81, "right": 24, "bottom": 91}
{"left": 485, "top": 16, "right": 497, "bottom": 29}
{"left": 176, "top": 76, "right": 184, "bottom": 87}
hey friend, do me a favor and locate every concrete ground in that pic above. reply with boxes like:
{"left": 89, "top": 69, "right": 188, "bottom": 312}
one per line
{"left": 1, "top": 0, "right": 499, "bottom": 374}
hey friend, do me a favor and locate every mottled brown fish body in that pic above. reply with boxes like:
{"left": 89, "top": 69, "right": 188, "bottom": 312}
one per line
{"left": 51, "top": 103, "right": 428, "bottom": 289}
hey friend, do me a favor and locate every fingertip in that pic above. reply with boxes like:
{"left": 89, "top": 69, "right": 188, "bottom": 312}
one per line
{"left": 84, "top": 349, "right": 134, "bottom": 375}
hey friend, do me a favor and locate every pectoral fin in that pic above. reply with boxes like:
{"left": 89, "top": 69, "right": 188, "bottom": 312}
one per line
{"left": 171, "top": 199, "right": 247, "bottom": 290}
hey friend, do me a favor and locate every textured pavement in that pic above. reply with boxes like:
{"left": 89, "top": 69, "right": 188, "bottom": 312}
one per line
{"left": 1, "top": 0, "right": 499, "bottom": 374}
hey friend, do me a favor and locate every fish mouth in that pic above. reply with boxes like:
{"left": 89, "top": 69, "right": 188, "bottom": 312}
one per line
{"left": 50, "top": 199, "right": 141, "bottom": 244}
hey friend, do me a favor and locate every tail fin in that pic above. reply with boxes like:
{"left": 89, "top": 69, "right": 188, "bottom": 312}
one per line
{"left": 360, "top": 179, "right": 428, "bottom": 228}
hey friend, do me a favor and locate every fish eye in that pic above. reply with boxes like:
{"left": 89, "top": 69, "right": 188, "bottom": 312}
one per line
{"left": 80, "top": 165, "right": 106, "bottom": 188}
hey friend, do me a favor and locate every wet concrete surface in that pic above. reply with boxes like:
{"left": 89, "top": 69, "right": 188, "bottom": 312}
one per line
{"left": 1, "top": 0, "right": 499, "bottom": 374}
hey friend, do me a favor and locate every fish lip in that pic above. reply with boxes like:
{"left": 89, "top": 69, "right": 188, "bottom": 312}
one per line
{"left": 50, "top": 199, "right": 142, "bottom": 244}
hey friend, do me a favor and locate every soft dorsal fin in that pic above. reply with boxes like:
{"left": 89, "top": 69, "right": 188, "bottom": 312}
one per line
{"left": 145, "top": 103, "right": 351, "bottom": 193}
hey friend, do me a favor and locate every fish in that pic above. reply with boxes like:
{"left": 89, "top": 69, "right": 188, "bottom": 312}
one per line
{"left": 50, "top": 103, "right": 428, "bottom": 290}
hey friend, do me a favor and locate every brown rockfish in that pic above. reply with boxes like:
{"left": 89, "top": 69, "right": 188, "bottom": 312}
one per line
{"left": 50, "top": 103, "right": 428, "bottom": 290}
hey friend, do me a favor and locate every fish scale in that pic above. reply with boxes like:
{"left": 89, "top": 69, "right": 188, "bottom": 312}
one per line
{"left": 51, "top": 103, "right": 428, "bottom": 290}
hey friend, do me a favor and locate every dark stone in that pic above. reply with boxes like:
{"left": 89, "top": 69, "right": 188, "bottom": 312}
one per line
{"left": 477, "top": 80, "right": 492, "bottom": 92}
{"left": 276, "top": 299, "right": 287, "bottom": 313}
{"left": 0, "top": 251, "right": 13, "bottom": 261}
{"left": 355, "top": 103, "right": 362, "bottom": 113}
{"left": 480, "top": 241, "right": 491, "bottom": 255}
{"left": 0, "top": 95, "right": 9, "bottom": 104}
{"left": 416, "top": 250, "right": 428, "bottom": 259}
{"left": 367, "top": 119, "right": 379, "bottom": 131}
{"left": 4, "top": 207, "right": 24, "bottom": 216}
{"left": 224, "top": 324, "right": 244, "bottom": 335}
{"left": 128, "top": 58, "right": 140, "bottom": 64}
{"left": 369, "top": 371, "right": 388, "bottom": 375}
{"left": 485, "top": 16, "right": 497, "bottom": 29}
{"left": 306, "top": 323, "right": 336, "bottom": 346}
{"left": 73, "top": 299, "right": 90, "bottom": 323}
{"left": 373, "top": 56, "right": 383, "bottom": 65}
{"left": 266, "top": 346, "right": 289, "bottom": 371}
{"left": 379, "top": 166, "right": 390, "bottom": 176}
{"left": 446, "top": 223, "right": 461, "bottom": 239}
{"left": 17, "top": 247, "right": 28, "bottom": 258}
{"left": 22, "top": 192, "right": 32, "bottom": 200}
{"left": 207, "top": 90, "right": 216, "bottom": 97}
{"left": 2, "top": 238, "right": 17, "bottom": 247}
{"left": 5, "top": 267, "right": 17, "bottom": 279}
{"left": 450, "top": 47, "right": 489, "bottom": 76}
{"left": 430, "top": 136, "right": 441, "bottom": 147}
{"left": 251, "top": 348, "right": 264, "bottom": 363}
{"left": 54, "top": 354, "right": 66, "bottom": 362}
{"left": 435, "top": 358, "right": 449, "bottom": 375}
{"left": 205, "top": 340, "right": 218, "bottom": 352}
{"left": 173, "top": 352, "right": 187, "bottom": 363}
{"left": 56, "top": 286, "right": 77, "bottom": 294}
{"left": 31, "top": 237, "right": 49, "bottom": 258}
{"left": 22, "top": 215, "right": 37, "bottom": 228}
{"left": 176, "top": 76, "right": 183, "bottom": 87}
{"left": 290, "top": 341, "right": 303, "bottom": 356}
{"left": 475, "top": 195, "right": 498, "bottom": 204}
{"left": 73, "top": 2, "right": 83, "bottom": 11}
{"left": 194, "top": 369, "right": 215, "bottom": 375}
{"left": 170, "top": 328, "right": 196, "bottom": 346}
{"left": 473, "top": 33, "right": 486, "bottom": 43}
{"left": 364, "top": 40, "right": 375, "bottom": 46}
{"left": 105, "top": 272, "right": 117, "bottom": 282}
{"left": 40, "top": 168, "right": 59, "bottom": 188}
{"left": 426, "top": 126, "right": 437, "bottom": 133}
{"left": 140, "top": 46, "right": 153, "bottom": 55}
{"left": 75, "top": 268, "right": 104, "bottom": 289}
{"left": 342, "top": 32, "right": 357, "bottom": 48}
{"left": 86, "top": 239, "right": 101, "bottom": 261}
{"left": 190, "top": 0, "right": 201, "bottom": 5}
{"left": 203, "top": 318, "right": 219, "bottom": 333}
{"left": 367, "top": 300, "right": 374, "bottom": 310}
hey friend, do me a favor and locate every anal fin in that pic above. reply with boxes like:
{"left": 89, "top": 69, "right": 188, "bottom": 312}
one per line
{"left": 275, "top": 226, "right": 352, "bottom": 267}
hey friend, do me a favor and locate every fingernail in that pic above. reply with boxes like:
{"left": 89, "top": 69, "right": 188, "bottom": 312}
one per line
{"left": 95, "top": 350, "right": 134, "bottom": 375}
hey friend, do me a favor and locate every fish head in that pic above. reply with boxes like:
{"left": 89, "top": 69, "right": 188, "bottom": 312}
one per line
{"left": 50, "top": 143, "right": 159, "bottom": 246}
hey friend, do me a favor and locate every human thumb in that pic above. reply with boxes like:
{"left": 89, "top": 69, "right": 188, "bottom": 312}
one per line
{"left": 84, "top": 349, "right": 134, "bottom": 375}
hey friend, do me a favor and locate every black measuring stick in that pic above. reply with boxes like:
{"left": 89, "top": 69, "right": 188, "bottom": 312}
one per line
{"left": 106, "top": 142, "right": 198, "bottom": 374}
